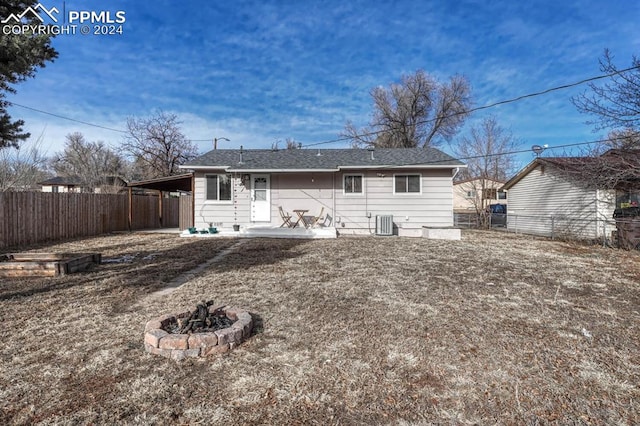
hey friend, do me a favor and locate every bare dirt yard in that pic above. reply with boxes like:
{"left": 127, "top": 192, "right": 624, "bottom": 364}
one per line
{"left": 1, "top": 230, "right": 639, "bottom": 424}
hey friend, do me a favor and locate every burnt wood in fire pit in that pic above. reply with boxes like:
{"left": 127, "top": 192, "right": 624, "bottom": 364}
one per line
{"left": 175, "top": 300, "right": 235, "bottom": 334}
{"left": 145, "top": 304, "right": 253, "bottom": 360}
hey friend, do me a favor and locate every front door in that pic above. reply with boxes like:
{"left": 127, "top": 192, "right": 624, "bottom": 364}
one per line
{"left": 251, "top": 174, "right": 270, "bottom": 222}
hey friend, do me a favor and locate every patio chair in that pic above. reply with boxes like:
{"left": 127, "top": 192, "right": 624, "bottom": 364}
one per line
{"left": 279, "top": 206, "right": 293, "bottom": 228}
{"left": 309, "top": 207, "right": 325, "bottom": 227}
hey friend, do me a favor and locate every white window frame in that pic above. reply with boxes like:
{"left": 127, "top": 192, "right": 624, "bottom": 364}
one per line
{"left": 393, "top": 173, "right": 422, "bottom": 195}
{"left": 204, "top": 173, "right": 233, "bottom": 204}
{"left": 343, "top": 174, "right": 364, "bottom": 196}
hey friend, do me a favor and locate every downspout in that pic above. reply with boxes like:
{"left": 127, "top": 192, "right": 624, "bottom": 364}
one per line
{"left": 332, "top": 172, "right": 336, "bottom": 228}
{"left": 365, "top": 170, "right": 369, "bottom": 219}
{"left": 158, "top": 190, "right": 163, "bottom": 228}
{"left": 452, "top": 168, "right": 460, "bottom": 227}
{"left": 191, "top": 172, "right": 195, "bottom": 228}
{"left": 594, "top": 189, "right": 600, "bottom": 241}
{"left": 453, "top": 167, "right": 460, "bottom": 180}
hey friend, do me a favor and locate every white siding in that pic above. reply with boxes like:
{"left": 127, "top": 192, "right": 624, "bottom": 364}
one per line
{"left": 335, "top": 169, "right": 454, "bottom": 234}
{"left": 453, "top": 179, "right": 505, "bottom": 212}
{"left": 506, "top": 165, "right": 615, "bottom": 239}
{"left": 193, "top": 168, "right": 456, "bottom": 232}
{"left": 193, "top": 171, "right": 250, "bottom": 228}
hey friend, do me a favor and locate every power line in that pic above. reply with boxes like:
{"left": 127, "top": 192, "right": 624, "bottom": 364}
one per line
{"left": 303, "top": 64, "right": 640, "bottom": 148}
{"left": 7, "top": 101, "right": 213, "bottom": 143}
{"left": 396, "top": 134, "right": 631, "bottom": 168}
{"left": 6, "top": 64, "right": 639, "bottom": 146}
{"left": 6, "top": 101, "right": 128, "bottom": 134}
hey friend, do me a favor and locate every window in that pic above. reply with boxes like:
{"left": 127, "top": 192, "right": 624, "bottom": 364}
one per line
{"left": 465, "top": 190, "right": 476, "bottom": 198}
{"left": 497, "top": 190, "right": 507, "bottom": 200}
{"left": 205, "top": 174, "right": 232, "bottom": 201}
{"left": 344, "top": 174, "right": 363, "bottom": 194}
{"left": 482, "top": 188, "right": 497, "bottom": 200}
{"left": 394, "top": 174, "right": 421, "bottom": 194}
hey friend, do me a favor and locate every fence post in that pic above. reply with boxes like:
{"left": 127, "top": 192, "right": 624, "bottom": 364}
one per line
{"left": 551, "top": 216, "right": 555, "bottom": 240}
{"left": 127, "top": 187, "right": 132, "bottom": 231}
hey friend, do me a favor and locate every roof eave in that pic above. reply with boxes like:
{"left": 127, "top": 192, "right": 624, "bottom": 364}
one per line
{"left": 180, "top": 165, "right": 231, "bottom": 171}
{"left": 227, "top": 168, "right": 340, "bottom": 173}
{"left": 339, "top": 164, "right": 465, "bottom": 170}
{"left": 501, "top": 159, "right": 542, "bottom": 190}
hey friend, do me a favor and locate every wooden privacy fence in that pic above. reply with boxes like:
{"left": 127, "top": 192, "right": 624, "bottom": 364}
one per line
{"left": 0, "top": 192, "right": 181, "bottom": 249}
{"left": 179, "top": 195, "right": 193, "bottom": 231}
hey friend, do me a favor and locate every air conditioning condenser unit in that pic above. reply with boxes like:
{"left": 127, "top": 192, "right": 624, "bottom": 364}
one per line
{"left": 375, "top": 215, "right": 393, "bottom": 236}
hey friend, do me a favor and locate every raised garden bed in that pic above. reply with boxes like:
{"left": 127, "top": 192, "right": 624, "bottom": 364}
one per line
{"left": 0, "top": 253, "right": 102, "bottom": 277}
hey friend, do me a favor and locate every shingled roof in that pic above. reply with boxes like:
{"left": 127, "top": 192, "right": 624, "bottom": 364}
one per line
{"left": 38, "top": 176, "right": 83, "bottom": 186}
{"left": 181, "top": 148, "right": 465, "bottom": 172}
{"left": 503, "top": 149, "right": 640, "bottom": 190}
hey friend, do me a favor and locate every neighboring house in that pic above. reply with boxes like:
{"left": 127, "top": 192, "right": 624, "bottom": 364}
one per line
{"left": 501, "top": 151, "right": 640, "bottom": 240}
{"left": 39, "top": 176, "right": 83, "bottom": 193}
{"left": 453, "top": 178, "right": 506, "bottom": 213}
{"left": 39, "top": 176, "right": 127, "bottom": 193}
{"left": 180, "top": 148, "right": 466, "bottom": 237}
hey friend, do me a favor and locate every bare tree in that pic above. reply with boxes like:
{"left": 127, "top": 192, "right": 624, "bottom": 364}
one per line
{"left": 123, "top": 111, "right": 198, "bottom": 178}
{"left": 565, "top": 51, "right": 640, "bottom": 198}
{"left": 343, "top": 70, "right": 472, "bottom": 148}
{"left": 543, "top": 150, "right": 640, "bottom": 193}
{"left": 572, "top": 50, "right": 640, "bottom": 134}
{"left": 285, "top": 138, "right": 300, "bottom": 149}
{"left": 0, "top": 136, "right": 50, "bottom": 191}
{"left": 600, "top": 128, "right": 640, "bottom": 151}
{"left": 271, "top": 138, "right": 300, "bottom": 150}
{"left": 52, "top": 132, "right": 126, "bottom": 193}
{"left": 453, "top": 117, "right": 519, "bottom": 223}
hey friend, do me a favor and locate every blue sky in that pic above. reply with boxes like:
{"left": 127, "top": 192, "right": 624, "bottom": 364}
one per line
{"left": 6, "top": 0, "right": 639, "bottom": 168}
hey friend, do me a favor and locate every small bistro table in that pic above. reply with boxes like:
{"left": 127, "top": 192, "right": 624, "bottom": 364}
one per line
{"left": 292, "top": 209, "right": 309, "bottom": 228}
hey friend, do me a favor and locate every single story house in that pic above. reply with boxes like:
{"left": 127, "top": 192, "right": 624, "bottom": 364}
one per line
{"left": 39, "top": 176, "right": 127, "bottom": 193}
{"left": 39, "top": 176, "right": 84, "bottom": 193}
{"left": 179, "top": 147, "right": 466, "bottom": 237}
{"left": 453, "top": 177, "right": 506, "bottom": 213}
{"left": 501, "top": 150, "right": 640, "bottom": 241}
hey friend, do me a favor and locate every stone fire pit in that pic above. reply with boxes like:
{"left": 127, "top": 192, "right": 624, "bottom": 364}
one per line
{"left": 144, "top": 302, "right": 253, "bottom": 361}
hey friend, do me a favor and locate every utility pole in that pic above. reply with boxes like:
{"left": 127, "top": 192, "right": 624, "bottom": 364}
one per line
{"left": 214, "top": 137, "right": 230, "bottom": 149}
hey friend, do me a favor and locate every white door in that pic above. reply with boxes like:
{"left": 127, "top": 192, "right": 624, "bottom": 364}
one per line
{"left": 251, "top": 174, "right": 271, "bottom": 222}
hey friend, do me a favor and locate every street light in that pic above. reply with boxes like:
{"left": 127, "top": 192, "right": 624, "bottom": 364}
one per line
{"left": 214, "top": 137, "right": 230, "bottom": 149}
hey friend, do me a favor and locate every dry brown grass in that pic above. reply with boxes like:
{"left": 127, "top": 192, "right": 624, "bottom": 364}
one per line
{"left": 1, "top": 230, "right": 639, "bottom": 425}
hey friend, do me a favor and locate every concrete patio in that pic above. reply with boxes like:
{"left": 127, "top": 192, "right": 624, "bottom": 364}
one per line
{"left": 180, "top": 225, "right": 338, "bottom": 239}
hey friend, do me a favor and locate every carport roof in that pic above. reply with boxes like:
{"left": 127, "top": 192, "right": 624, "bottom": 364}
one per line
{"left": 127, "top": 173, "right": 193, "bottom": 192}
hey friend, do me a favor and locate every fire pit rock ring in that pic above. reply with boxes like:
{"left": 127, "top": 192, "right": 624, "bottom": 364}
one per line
{"left": 144, "top": 302, "right": 253, "bottom": 361}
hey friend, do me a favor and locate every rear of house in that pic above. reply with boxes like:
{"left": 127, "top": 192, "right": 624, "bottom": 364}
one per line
{"left": 180, "top": 148, "right": 465, "bottom": 237}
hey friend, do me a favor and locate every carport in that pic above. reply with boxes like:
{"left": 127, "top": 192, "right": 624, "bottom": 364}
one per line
{"left": 127, "top": 173, "right": 194, "bottom": 230}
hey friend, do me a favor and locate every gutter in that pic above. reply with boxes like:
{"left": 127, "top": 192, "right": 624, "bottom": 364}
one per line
{"left": 181, "top": 165, "right": 466, "bottom": 172}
